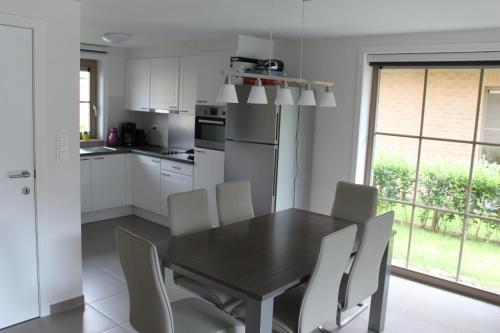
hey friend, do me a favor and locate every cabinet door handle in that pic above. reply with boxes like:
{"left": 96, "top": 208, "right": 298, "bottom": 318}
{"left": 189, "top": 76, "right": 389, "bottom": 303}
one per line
{"left": 93, "top": 157, "right": 105, "bottom": 160}
{"left": 171, "top": 166, "right": 181, "bottom": 170}
{"left": 196, "top": 100, "right": 207, "bottom": 103}
{"left": 161, "top": 171, "right": 171, "bottom": 177}
{"left": 169, "top": 106, "right": 178, "bottom": 109}
{"left": 141, "top": 107, "right": 149, "bottom": 110}
{"left": 80, "top": 158, "right": 90, "bottom": 161}
{"left": 179, "top": 110, "right": 189, "bottom": 113}
{"left": 152, "top": 159, "right": 160, "bottom": 163}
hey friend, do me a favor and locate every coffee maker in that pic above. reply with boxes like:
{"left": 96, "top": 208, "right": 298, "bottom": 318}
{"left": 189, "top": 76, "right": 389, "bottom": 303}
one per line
{"left": 121, "top": 122, "right": 136, "bottom": 147}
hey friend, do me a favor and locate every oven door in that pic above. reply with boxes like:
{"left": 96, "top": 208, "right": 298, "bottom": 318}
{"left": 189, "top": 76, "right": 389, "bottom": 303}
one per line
{"left": 194, "top": 117, "right": 226, "bottom": 151}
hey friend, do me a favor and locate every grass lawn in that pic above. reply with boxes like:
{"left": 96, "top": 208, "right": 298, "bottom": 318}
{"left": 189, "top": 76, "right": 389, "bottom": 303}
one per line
{"left": 391, "top": 222, "right": 500, "bottom": 293}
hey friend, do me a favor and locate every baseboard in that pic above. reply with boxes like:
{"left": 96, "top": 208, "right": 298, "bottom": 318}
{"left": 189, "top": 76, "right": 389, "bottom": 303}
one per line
{"left": 81, "top": 206, "right": 133, "bottom": 224}
{"left": 133, "top": 206, "right": 170, "bottom": 227}
{"left": 392, "top": 266, "right": 500, "bottom": 306}
{"left": 50, "top": 295, "right": 84, "bottom": 314}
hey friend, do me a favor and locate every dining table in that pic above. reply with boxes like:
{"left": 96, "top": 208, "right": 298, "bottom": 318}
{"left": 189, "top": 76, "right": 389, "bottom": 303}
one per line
{"left": 159, "top": 208, "right": 394, "bottom": 333}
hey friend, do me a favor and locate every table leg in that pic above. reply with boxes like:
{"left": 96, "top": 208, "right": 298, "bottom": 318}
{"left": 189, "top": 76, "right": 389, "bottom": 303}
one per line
{"left": 245, "top": 298, "right": 274, "bottom": 333}
{"left": 368, "top": 235, "right": 394, "bottom": 332}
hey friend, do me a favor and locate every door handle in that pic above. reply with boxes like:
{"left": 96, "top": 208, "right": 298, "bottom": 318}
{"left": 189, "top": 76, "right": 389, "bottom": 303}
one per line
{"left": 8, "top": 170, "right": 31, "bottom": 179}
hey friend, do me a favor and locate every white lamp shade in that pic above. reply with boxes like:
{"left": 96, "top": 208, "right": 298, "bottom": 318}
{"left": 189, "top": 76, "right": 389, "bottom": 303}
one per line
{"left": 298, "top": 88, "right": 316, "bottom": 106}
{"left": 216, "top": 82, "right": 238, "bottom": 103}
{"left": 247, "top": 79, "right": 268, "bottom": 104}
{"left": 275, "top": 87, "right": 295, "bottom": 106}
{"left": 319, "top": 90, "right": 337, "bottom": 107}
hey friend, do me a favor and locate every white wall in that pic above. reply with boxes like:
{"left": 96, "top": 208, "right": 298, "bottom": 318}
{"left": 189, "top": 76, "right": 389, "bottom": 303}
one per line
{"left": 0, "top": 0, "right": 82, "bottom": 315}
{"left": 299, "top": 28, "right": 500, "bottom": 214}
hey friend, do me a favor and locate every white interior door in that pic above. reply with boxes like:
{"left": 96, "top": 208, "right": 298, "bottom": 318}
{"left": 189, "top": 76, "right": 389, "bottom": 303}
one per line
{"left": 0, "top": 24, "right": 39, "bottom": 328}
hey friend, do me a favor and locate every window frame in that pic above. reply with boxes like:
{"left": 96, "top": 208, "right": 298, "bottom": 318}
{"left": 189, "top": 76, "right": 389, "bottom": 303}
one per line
{"left": 365, "top": 64, "right": 500, "bottom": 304}
{"left": 80, "top": 59, "right": 98, "bottom": 139}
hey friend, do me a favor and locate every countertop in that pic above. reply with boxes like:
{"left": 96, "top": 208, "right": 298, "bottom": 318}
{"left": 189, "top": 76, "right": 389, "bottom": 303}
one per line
{"left": 80, "top": 146, "right": 195, "bottom": 165}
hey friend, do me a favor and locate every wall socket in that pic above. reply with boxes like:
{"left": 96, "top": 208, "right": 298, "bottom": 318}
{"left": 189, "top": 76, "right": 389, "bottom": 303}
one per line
{"left": 151, "top": 124, "right": 159, "bottom": 131}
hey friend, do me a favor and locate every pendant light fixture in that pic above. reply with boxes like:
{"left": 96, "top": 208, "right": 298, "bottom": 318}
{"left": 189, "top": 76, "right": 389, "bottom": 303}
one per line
{"left": 216, "top": 76, "right": 238, "bottom": 103}
{"left": 275, "top": 81, "right": 295, "bottom": 106}
{"left": 319, "top": 86, "right": 337, "bottom": 107}
{"left": 298, "top": 83, "right": 316, "bottom": 106}
{"left": 247, "top": 78, "right": 268, "bottom": 104}
{"left": 216, "top": 0, "right": 336, "bottom": 108}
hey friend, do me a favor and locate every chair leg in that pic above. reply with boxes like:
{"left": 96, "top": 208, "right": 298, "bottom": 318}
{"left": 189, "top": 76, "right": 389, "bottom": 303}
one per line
{"left": 336, "top": 303, "right": 369, "bottom": 327}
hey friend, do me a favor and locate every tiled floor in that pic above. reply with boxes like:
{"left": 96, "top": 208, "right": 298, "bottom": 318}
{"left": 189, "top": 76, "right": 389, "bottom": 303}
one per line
{"left": 2, "top": 215, "right": 499, "bottom": 333}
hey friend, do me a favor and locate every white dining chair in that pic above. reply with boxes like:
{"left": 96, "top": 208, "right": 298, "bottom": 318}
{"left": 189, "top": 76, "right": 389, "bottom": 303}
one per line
{"left": 216, "top": 181, "right": 255, "bottom": 226}
{"left": 115, "top": 227, "right": 244, "bottom": 333}
{"left": 232, "top": 225, "right": 357, "bottom": 333}
{"left": 167, "top": 189, "right": 243, "bottom": 312}
{"left": 336, "top": 211, "right": 395, "bottom": 327}
{"left": 331, "top": 181, "right": 378, "bottom": 224}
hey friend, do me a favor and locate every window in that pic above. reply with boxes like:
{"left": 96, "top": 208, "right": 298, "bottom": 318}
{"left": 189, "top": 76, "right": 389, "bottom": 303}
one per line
{"left": 366, "top": 66, "right": 500, "bottom": 299}
{"left": 80, "top": 59, "right": 98, "bottom": 138}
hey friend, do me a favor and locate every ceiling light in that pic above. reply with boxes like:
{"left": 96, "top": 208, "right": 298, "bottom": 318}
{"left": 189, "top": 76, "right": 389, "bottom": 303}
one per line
{"left": 216, "top": 76, "right": 238, "bottom": 103}
{"left": 319, "top": 86, "right": 337, "bottom": 107}
{"left": 102, "top": 33, "right": 130, "bottom": 44}
{"left": 275, "top": 81, "right": 295, "bottom": 106}
{"left": 248, "top": 78, "right": 268, "bottom": 104}
{"left": 298, "top": 84, "right": 316, "bottom": 106}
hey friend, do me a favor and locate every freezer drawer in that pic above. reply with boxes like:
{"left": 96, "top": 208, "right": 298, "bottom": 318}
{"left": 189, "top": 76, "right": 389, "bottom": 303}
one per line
{"left": 224, "top": 140, "right": 277, "bottom": 217}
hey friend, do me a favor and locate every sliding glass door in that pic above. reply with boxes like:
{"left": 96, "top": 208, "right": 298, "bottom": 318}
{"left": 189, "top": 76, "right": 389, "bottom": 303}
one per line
{"left": 367, "top": 66, "right": 500, "bottom": 298}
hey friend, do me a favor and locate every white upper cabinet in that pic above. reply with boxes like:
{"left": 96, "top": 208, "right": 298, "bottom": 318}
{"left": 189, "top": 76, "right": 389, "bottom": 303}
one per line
{"left": 91, "top": 154, "right": 127, "bottom": 211}
{"left": 150, "top": 57, "right": 179, "bottom": 111}
{"left": 196, "top": 50, "right": 234, "bottom": 105}
{"left": 125, "top": 59, "right": 151, "bottom": 112}
{"left": 178, "top": 55, "right": 198, "bottom": 115}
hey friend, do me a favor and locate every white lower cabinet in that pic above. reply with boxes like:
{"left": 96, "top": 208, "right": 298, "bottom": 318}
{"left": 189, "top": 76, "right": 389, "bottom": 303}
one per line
{"left": 194, "top": 147, "right": 225, "bottom": 225}
{"left": 131, "top": 154, "right": 161, "bottom": 215}
{"left": 80, "top": 157, "right": 92, "bottom": 213}
{"left": 160, "top": 171, "right": 193, "bottom": 216}
{"left": 91, "top": 154, "right": 127, "bottom": 211}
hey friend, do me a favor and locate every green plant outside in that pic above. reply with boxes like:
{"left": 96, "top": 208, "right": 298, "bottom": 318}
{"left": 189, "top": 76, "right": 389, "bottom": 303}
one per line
{"left": 373, "top": 155, "right": 500, "bottom": 293}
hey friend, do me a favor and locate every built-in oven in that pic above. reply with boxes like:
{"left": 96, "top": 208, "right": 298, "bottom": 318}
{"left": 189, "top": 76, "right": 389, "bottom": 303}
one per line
{"left": 195, "top": 105, "right": 226, "bottom": 151}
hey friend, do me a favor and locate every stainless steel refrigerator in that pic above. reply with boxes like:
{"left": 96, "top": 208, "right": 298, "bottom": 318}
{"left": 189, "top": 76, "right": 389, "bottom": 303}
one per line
{"left": 225, "top": 85, "right": 300, "bottom": 216}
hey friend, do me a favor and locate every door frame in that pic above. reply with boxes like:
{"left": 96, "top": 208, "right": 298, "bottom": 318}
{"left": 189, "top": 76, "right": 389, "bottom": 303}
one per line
{"left": 0, "top": 12, "right": 51, "bottom": 316}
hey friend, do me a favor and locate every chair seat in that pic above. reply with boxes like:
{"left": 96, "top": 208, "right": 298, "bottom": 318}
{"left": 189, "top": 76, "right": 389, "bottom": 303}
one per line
{"left": 175, "top": 275, "right": 243, "bottom": 312}
{"left": 172, "top": 297, "right": 245, "bottom": 333}
{"left": 231, "top": 285, "right": 307, "bottom": 333}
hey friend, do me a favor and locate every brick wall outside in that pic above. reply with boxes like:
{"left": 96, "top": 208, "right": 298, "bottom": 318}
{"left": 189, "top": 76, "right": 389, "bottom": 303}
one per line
{"left": 375, "top": 68, "right": 500, "bottom": 166}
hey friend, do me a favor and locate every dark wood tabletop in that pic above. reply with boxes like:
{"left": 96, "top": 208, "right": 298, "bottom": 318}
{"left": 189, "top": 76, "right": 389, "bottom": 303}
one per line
{"left": 161, "top": 208, "right": 364, "bottom": 301}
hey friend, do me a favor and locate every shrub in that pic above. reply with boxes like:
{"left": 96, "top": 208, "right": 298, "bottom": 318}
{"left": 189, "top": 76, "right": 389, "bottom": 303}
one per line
{"left": 373, "top": 154, "right": 500, "bottom": 242}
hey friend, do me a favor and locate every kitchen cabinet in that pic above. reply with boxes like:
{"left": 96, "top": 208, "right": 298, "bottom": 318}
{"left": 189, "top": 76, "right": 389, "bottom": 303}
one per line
{"left": 91, "top": 154, "right": 127, "bottom": 211}
{"left": 160, "top": 170, "right": 193, "bottom": 216}
{"left": 194, "top": 147, "right": 225, "bottom": 225}
{"left": 196, "top": 50, "right": 233, "bottom": 106}
{"left": 150, "top": 57, "right": 179, "bottom": 111}
{"left": 178, "top": 55, "right": 198, "bottom": 115}
{"left": 132, "top": 154, "right": 161, "bottom": 214}
{"left": 80, "top": 157, "right": 92, "bottom": 213}
{"left": 125, "top": 59, "right": 150, "bottom": 112}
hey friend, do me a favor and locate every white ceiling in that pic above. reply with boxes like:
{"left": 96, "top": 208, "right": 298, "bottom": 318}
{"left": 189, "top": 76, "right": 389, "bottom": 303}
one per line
{"left": 81, "top": 0, "right": 500, "bottom": 48}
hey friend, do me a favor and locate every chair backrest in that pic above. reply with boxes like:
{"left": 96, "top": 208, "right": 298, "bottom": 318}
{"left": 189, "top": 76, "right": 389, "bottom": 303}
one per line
{"left": 115, "top": 227, "right": 174, "bottom": 333}
{"left": 216, "top": 181, "right": 255, "bottom": 226}
{"left": 168, "top": 189, "right": 212, "bottom": 236}
{"left": 331, "top": 181, "right": 378, "bottom": 224}
{"left": 298, "top": 225, "right": 357, "bottom": 333}
{"left": 340, "top": 211, "right": 394, "bottom": 310}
